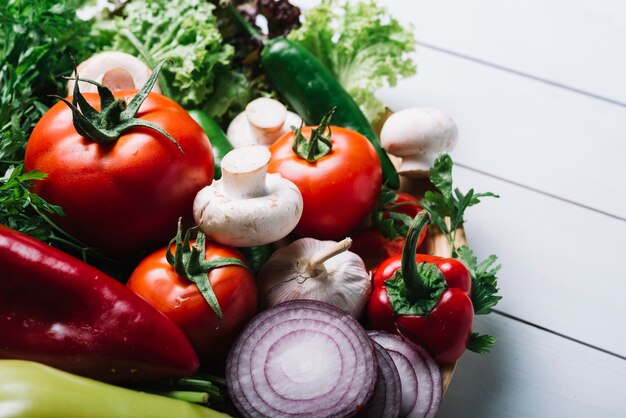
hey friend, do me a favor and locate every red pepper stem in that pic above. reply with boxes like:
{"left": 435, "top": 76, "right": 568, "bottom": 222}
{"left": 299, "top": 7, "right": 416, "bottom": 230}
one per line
{"left": 401, "top": 211, "right": 431, "bottom": 298}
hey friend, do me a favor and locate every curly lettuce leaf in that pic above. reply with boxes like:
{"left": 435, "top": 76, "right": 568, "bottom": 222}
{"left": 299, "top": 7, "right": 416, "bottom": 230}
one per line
{"left": 289, "top": 0, "right": 416, "bottom": 125}
{"left": 97, "top": 0, "right": 249, "bottom": 119}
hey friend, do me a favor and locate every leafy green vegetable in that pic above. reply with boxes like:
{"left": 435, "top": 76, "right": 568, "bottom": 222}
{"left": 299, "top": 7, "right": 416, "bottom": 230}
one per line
{"left": 289, "top": 0, "right": 416, "bottom": 125}
{"left": 420, "top": 154, "right": 499, "bottom": 256}
{"left": 467, "top": 332, "right": 496, "bottom": 354}
{"left": 1, "top": 0, "right": 95, "bottom": 169}
{"left": 457, "top": 245, "right": 502, "bottom": 315}
{"left": 0, "top": 0, "right": 95, "bottom": 244}
{"left": 0, "top": 166, "right": 63, "bottom": 241}
{"left": 96, "top": 0, "right": 250, "bottom": 121}
{"left": 420, "top": 154, "right": 502, "bottom": 353}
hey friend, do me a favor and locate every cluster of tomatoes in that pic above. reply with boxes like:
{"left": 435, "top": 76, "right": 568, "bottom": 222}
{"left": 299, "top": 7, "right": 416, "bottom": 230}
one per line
{"left": 23, "top": 89, "right": 412, "bottom": 370}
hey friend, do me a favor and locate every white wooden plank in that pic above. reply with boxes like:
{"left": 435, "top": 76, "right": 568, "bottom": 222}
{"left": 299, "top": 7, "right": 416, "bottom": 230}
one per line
{"left": 380, "top": 0, "right": 626, "bottom": 104}
{"left": 448, "top": 165, "right": 626, "bottom": 357}
{"left": 377, "top": 47, "right": 626, "bottom": 218}
{"left": 440, "top": 314, "right": 626, "bottom": 417}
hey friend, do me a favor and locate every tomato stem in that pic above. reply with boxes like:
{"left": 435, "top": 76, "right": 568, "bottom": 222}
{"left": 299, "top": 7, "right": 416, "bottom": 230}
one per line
{"left": 292, "top": 107, "right": 335, "bottom": 162}
{"left": 58, "top": 60, "right": 183, "bottom": 152}
{"left": 165, "top": 222, "right": 250, "bottom": 321}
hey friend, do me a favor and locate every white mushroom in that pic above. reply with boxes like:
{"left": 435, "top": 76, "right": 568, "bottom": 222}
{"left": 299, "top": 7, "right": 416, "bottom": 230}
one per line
{"left": 67, "top": 51, "right": 161, "bottom": 95}
{"left": 193, "top": 145, "right": 303, "bottom": 247}
{"left": 380, "top": 108, "right": 458, "bottom": 176}
{"left": 227, "top": 97, "right": 302, "bottom": 148}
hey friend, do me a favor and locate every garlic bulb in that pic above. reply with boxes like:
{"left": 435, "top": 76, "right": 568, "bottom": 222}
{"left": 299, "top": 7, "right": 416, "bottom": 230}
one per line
{"left": 257, "top": 238, "right": 371, "bottom": 318}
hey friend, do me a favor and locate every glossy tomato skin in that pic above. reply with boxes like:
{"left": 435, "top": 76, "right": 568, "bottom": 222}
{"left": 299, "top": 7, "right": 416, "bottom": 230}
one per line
{"left": 24, "top": 92, "right": 214, "bottom": 257}
{"left": 268, "top": 126, "right": 382, "bottom": 239}
{"left": 127, "top": 241, "right": 257, "bottom": 369}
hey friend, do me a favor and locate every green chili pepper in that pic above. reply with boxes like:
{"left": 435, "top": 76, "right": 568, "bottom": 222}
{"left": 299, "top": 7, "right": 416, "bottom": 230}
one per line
{"left": 188, "top": 110, "right": 233, "bottom": 180}
{"left": 225, "top": 5, "right": 400, "bottom": 189}
{"left": 0, "top": 361, "right": 230, "bottom": 418}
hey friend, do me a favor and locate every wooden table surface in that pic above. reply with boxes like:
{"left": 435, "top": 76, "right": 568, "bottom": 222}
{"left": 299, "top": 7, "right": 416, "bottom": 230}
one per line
{"left": 292, "top": 1, "right": 626, "bottom": 416}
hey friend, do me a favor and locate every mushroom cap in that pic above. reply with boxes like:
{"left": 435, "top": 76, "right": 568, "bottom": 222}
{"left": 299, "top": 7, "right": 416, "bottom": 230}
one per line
{"left": 193, "top": 174, "right": 303, "bottom": 247}
{"left": 227, "top": 98, "right": 302, "bottom": 148}
{"left": 67, "top": 51, "right": 161, "bottom": 95}
{"left": 380, "top": 107, "right": 458, "bottom": 175}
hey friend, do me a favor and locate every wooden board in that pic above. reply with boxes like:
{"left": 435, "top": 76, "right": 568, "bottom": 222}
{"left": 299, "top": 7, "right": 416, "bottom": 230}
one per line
{"left": 439, "top": 314, "right": 626, "bottom": 417}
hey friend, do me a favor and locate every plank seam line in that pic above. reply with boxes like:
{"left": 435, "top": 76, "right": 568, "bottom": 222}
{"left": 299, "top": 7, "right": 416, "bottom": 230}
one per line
{"left": 492, "top": 309, "right": 626, "bottom": 361}
{"left": 455, "top": 162, "right": 626, "bottom": 222}
{"left": 416, "top": 41, "right": 626, "bottom": 109}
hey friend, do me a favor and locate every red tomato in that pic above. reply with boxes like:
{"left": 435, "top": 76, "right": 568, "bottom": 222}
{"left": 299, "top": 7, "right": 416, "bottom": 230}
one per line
{"left": 24, "top": 92, "right": 214, "bottom": 257}
{"left": 268, "top": 126, "right": 382, "bottom": 239}
{"left": 127, "top": 240, "right": 257, "bottom": 368}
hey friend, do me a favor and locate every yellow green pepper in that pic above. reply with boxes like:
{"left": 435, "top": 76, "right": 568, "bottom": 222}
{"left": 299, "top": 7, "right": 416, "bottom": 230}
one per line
{"left": 0, "top": 361, "right": 230, "bottom": 418}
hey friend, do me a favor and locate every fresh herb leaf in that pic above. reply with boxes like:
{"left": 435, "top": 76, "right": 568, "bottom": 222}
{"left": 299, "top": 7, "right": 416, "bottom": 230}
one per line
{"left": 457, "top": 245, "right": 502, "bottom": 315}
{"left": 0, "top": 0, "right": 95, "bottom": 247}
{"left": 0, "top": 165, "right": 62, "bottom": 241}
{"left": 1, "top": 0, "right": 95, "bottom": 172}
{"left": 420, "top": 154, "right": 499, "bottom": 255}
{"left": 467, "top": 332, "right": 496, "bottom": 354}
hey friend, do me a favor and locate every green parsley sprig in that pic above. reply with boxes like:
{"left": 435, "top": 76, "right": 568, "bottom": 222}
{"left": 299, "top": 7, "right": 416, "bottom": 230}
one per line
{"left": 421, "top": 154, "right": 502, "bottom": 354}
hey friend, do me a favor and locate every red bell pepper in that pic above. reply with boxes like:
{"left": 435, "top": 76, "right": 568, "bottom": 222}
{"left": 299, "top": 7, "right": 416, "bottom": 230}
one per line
{"left": 367, "top": 211, "right": 474, "bottom": 364}
{"left": 0, "top": 225, "right": 199, "bottom": 382}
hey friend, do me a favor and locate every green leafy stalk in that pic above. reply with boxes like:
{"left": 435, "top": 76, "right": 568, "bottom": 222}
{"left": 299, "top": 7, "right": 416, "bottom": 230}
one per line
{"left": 457, "top": 245, "right": 502, "bottom": 315}
{"left": 0, "top": 0, "right": 96, "bottom": 249}
{"left": 467, "top": 332, "right": 496, "bottom": 354}
{"left": 420, "top": 154, "right": 502, "bottom": 354}
{"left": 128, "top": 375, "right": 224, "bottom": 406}
{"left": 420, "top": 154, "right": 499, "bottom": 256}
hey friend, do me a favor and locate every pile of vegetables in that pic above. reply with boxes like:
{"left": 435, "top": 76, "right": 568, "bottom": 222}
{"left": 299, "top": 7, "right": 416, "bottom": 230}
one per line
{"left": 0, "top": 0, "right": 502, "bottom": 417}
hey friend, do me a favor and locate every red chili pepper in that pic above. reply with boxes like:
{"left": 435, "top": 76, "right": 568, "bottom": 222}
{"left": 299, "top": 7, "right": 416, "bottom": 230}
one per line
{"left": 0, "top": 225, "right": 199, "bottom": 382}
{"left": 367, "top": 211, "right": 474, "bottom": 364}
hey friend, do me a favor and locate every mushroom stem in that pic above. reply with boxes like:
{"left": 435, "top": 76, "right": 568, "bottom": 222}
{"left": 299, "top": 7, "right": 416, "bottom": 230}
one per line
{"left": 220, "top": 146, "right": 271, "bottom": 199}
{"left": 246, "top": 98, "right": 288, "bottom": 144}
{"left": 304, "top": 238, "right": 353, "bottom": 275}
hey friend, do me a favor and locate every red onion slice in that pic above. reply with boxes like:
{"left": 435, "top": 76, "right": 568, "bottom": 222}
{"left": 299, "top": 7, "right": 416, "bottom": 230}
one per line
{"left": 368, "top": 331, "right": 442, "bottom": 418}
{"left": 360, "top": 340, "right": 402, "bottom": 418}
{"left": 227, "top": 300, "right": 377, "bottom": 418}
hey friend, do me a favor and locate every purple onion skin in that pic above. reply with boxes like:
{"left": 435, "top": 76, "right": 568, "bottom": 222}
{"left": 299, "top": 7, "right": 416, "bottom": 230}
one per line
{"left": 226, "top": 300, "right": 378, "bottom": 418}
{"left": 367, "top": 331, "right": 443, "bottom": 418}
{"left": 358, "top": 340, "right": 402, "bottom": 418}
